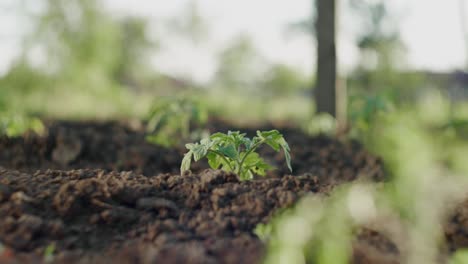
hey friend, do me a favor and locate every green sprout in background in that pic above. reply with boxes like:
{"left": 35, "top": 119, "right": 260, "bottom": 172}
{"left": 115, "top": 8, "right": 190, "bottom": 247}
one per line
{"left": 0, "top": 112, "right": 45, "bottom": 137}
{"left": 181, "top": 130, "right": 292, "bottom": 180}
{"left": 43, "top": 243, "right": 55, "bottom": 263}
{"left": 145, "top": 96, "right": 208, "bottom": 147}
{"left": 348, "top": 94, "right": 392, "bottom": 137}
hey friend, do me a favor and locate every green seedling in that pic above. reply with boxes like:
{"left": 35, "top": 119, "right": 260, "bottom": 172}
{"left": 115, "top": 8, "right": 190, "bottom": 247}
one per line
{"left": 349, "top": 94, "right": 391, "bottom": 131}
{"left": 0, "top": 112, "right": 44, "bottom": 137}
{"left": 43, "top": 243, "right": 55, "bottom": 263}
{"left": 181, "top": 130, "right": 292, "bottom": 181}
{"left": 146, "top": 97, "right": 208, "bottom": 147}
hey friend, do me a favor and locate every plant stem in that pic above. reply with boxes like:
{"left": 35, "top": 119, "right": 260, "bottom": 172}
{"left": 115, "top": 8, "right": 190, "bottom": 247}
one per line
{"left": 237, "top": 139, "right": 265, "bottom": 175}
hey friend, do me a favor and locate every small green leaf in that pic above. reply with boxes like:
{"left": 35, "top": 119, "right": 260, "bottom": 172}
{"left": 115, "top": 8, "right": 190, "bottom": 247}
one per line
{"left": 257, "top": 130, "right": 292, "bottom": 172}
{"left": 240, "top": 169, "right": 254, "bottom": 181}
{"left": 207, "top": 152, "right": 221, "bottom": 169}
{"left": 282, "top": 145, "right": 292, "bottom": 172}
{"left": 189, "top": 138, "right": 212, "bottom": 161}
{"left": 185, "top": 143, "right": 196, "bottom": 150}
{"left": 257, "top": 130, "right": 281, "bottom": 151}
{"left": 242, "top": 137, "right": 253, "bottom": 150}
{"left": 192, "top": 146, "right": 206, "bottom": 161}
{"left": 180, "top": 150, "right": 193, "bottom": 172}
{"left": 211, "top": 132, "right": 230, "bottom": 142}
{"left": 243, "top": 152, "right": 273, "bottom": 177}
{"left": 278, "top": 138, "right": 292, "bottom": 172}
{"left": 218, "top": 144, "right": 237, "bottom": 159}
{"left": 228, "top": 131, "right": 246, "bottom": 148}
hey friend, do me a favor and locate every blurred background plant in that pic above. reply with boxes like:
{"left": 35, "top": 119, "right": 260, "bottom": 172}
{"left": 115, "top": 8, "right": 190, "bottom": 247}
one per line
{"left": 0, "top": 113, "right": 44, "bottom": 137}
{"left": 145, "top": 96, "right": 208, "bottom": 147}
{"left": 260, "top": 103, "right": 468, "bottom": 264}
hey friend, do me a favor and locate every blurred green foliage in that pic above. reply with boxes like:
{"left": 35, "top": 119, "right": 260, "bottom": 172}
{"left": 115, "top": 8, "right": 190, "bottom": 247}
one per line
{"left": 146, "top": 97, "right": 208, "bottom": 147}
{"left": 167, "top": 0, "right": 209, "bottom": 45}
{"left": 262, "top": 94, "right": 468, "bottom": 263}
{"left": 0, "top": 112, "right": 45, "bottom": 137}
{"left": 303, "top": 113, "right": 336, "bottom": 135}
{"left": 214, "top": 34, "right": 311, "bottom": 97}
{"left": 451, "top": 249, "right": 468, "bottom": 264}
{"left": 0, "top": 0, "right": 157, "bottom": 118}
{"left": 261, "top": 64, "right": 311, "bottom": 96}
{"left": 214, "top": 35, "right": 266, "bottom": 92}
{"left": 348, "top": 0, "right": 424, "bottom": 103}
{"left": 348, "top": 93, "right": 392, "bottom": 139}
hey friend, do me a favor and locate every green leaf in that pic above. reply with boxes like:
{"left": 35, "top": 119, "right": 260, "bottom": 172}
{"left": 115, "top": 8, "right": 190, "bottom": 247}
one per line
{"left": 240, "top": 169, "right": 254, "bottom": 181}
{"left": 207, "top": 152, "right": 221, "bottom": 169}
{"left": 228, "top": 131, "right": 246, "bottom": 148}
{"left": 243, "top": 152, "right": 273, "bottom": 176}
{"left": 192, "top": 145, "right": 207, "bottom": 161}
{"left": 282, "top": 143, "right": 292, "bottom": 172}
{"left": 257, "top": 130, "right": 281, "bottom": 139}
{"left": 187, "top": 138, "right": 212, "bottom": 161}
{"left": 180, "top": 150, "right": 193, "bottom": 172}
{"left": 257, "top": 130, "right": 281, "bottom": 151}
{"left": 242, "top": 137, "right": 254, "bottom": 150}
{"left": 276, "top": 137, "right": 292, "bottom": 172}
{"left": 218, "top": 144, "right": 237, "bottom": 159}
{"left": 185, "top": 143, "right": 197, "bottom": 150}
{"left": 258, "top": 130, "right": 292, "bottom": 172}
{"left": 211, "top": 132, "right": 230, "bottom": 142}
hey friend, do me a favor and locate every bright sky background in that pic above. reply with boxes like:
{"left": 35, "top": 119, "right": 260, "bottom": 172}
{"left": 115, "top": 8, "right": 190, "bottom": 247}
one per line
{"left": 1, "top": 0, "right": 468, "bottom": 82}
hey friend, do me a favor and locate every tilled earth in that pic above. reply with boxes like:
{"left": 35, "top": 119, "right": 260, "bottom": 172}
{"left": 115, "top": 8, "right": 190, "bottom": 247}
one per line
{"left": 0, "top": 119, "right": 464, "bottom": 263}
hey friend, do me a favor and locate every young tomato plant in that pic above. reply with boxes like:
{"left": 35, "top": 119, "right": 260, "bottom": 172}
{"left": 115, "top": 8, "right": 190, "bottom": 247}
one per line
{"left": 181, "top": 130, "right": 292, "bottom": 180}
{"left": 146, "top": 97, "right": 208, "bottom": 147}
{"left": 0, "top": 112, "right": 44, "bottom": 137}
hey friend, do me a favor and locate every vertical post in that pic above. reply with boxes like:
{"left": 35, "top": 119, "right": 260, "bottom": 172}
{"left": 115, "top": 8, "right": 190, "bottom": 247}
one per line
{"left": 315, "top": 0, "right": 337, "bottom": 117}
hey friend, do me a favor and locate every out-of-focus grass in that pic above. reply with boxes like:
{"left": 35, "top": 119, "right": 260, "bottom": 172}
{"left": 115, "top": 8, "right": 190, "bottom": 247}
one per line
{"left": 4, "top": 87, "right": 154, "bottom": 120}
{"left": 2, "top": 84, "right": 312, "bottom": 122}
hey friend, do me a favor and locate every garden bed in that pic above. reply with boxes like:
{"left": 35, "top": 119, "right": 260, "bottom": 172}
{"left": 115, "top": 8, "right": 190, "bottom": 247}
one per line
{"left": 0, "top": 119, "right": 465, "bottom": 263}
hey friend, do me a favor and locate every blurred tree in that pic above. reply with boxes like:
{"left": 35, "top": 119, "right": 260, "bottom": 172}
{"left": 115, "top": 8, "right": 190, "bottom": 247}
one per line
{"left": 214, "top": 34, "right": 267, "bottom": 92}
{"left": 167, "top": 0, "right": 209, "bottom": 45}
{"left": 28, "top": 0, "right": 121, "bottom": 84}
{"left": 114, "top": 16, "right": 158, "bottom": 91}
{"left": 2, "top": 0, "right": 156, "bottom": 93}
{"left": 0, "top": 0, "right": 162, "bottom": 119}
{"left": 350, "top": 0, "right": 402, "bottom": 73}
{"left": 315, "top": 0, "right": 337, "bottom": 117}
{"left": 348, "top": 0, "right": 422, "bottom": 103}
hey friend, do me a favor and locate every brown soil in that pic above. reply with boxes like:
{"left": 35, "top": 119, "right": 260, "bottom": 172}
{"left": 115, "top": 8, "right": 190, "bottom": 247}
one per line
{"left": 0, "top": 118, "right": 460, "bottom": 263}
